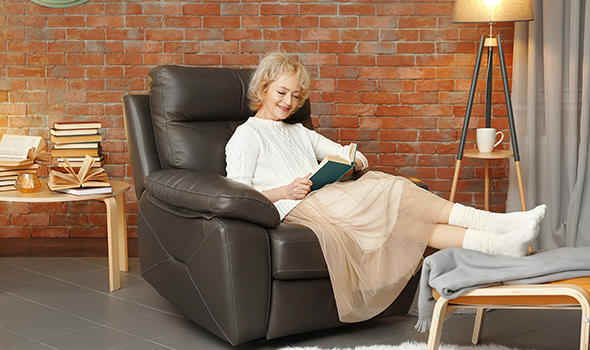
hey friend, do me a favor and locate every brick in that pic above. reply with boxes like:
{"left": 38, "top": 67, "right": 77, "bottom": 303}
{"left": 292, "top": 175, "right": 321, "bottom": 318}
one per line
{"left": 241, "top": 41, "right": 279, "bottom": 53}
{"left": 302, "top": 29, "right": 340, "bottom": 41}
{"left": 376, "top": 105, "right": 415, "bottom": 117}
{"left": 400, "top": 92, "right": 438, "bottom": 104}
{"left": 0, "top": 227, "right": 30, "bottom": 238}
{"left": 398, "top": 43, "right": 435, "bottom": 54}
{"left": 146, "top": 29, "right": 183, "bottom": 41}
{"left": 203, "top": 16, "right": 240, "bottom": 28}
{"left": 320, "top": 16, "right": 357, "bottom": 28}
{"left": 222, "top": 3, "right": 258, "bottom": 15}
{"left": 397, "top": 67, "right": 435, "bottom": 79}
{"left": 185, "top": 29, "right": 223, "bottom": 41}
{"left": 339, "top": 4, "right": 375, "bottom": 16}
{"left": 32, "top": 227, "right": 68, "bottom": 238}
{"left": 125, "top": 16, "right": 162, "bottom": 28}
{"left": 338, "top": 55, "right": 375, "bottom": 66}
{"left": 242, "top": 16, "right": 279, "bottom": 28}
{"left": 224, "top": 29, "right": 261, "bottom": 41}
{"left": 143, "top": 3, "right": 181, "bottom": 15}
{"left": 377, "top": 4, "right": 415, "bottom": 16}
{"left": 280, "top": 42, "right": 317, "bottom": 53}
{"left": 124, "top": 40, "right": 161, "bottom": 55}
{"left": 164, "top": 16, "right": 202, "bottom": 28}
{"left": 359, "top": 67, "right": 395, "bottom": 79}
{"left": 182, "top": 4, "right": 220, "bottom": 16}
{"left": 222, "top": 54, "right": 259, "bottom": 66}
{"left": 360, "top": 93, "right": 399, "bottom": 104}
{"left": 341, "top": 29, "right": 378, "bottom": 41}
{"left": 67, "top": 28, "right": 105, "bottom": 40}
{"left": 263, "top": 29, "right": 300, "bottom": 41}
{"left": 319, "top": 42, "right": 356, "bottom": 54}
{"left": 87, "top": 16, "right": 124, "bottom": 27}
{"left": 321, "top": 91, "right": 358, "bottom": 104}
{"left": 337, "top": 104, "right": 374, "bottom": 116}
{"left": 399, "top": 16, "right": 437, "bottom": 29}
{"left": 300, "top": 4, "right": 337, "bottom": 15}
{"left": 358, "top": 16, "right": 396, "bottom": 28}
{"left": 337, "top": 80, "right": 375, "bottom": 92}
{"left": 281, "top": 16, "right": 318, "bottom": 28}
{"left": 260, "top": 4, "right": 298, "bottom": 15}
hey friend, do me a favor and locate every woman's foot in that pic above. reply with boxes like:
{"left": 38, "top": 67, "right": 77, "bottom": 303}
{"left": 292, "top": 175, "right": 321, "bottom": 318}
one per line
{"left": 463, "top": 220, "right": 540, "bottom": 257}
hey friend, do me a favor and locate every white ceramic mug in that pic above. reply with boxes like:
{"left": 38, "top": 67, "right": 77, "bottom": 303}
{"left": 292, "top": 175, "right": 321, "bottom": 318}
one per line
{"left": 476, "top": 128, "right": 504, "bottom": 153}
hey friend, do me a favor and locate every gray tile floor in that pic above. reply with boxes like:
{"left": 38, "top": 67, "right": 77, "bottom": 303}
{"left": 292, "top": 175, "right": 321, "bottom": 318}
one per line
{"left": 0, "top": 257, "right": 582, "bottom": 350}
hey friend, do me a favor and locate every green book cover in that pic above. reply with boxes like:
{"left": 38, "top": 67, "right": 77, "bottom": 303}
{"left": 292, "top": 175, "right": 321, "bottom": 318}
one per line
{"left": 310, "top": 143, "right": 357, "bottom": 191}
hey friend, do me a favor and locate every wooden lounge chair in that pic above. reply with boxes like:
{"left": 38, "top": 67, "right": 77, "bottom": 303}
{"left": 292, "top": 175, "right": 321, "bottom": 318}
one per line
{"left": 427, "top": 277, "right": 590, "bottom": 350}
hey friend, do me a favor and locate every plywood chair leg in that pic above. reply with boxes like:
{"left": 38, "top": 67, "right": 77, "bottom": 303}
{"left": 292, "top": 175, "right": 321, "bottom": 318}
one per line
{"left": 427, "top": 298, "right": 452, "bottom": 350}
{"left": 580, "top": 299, "right": 589, "bottom": 350}
{"left": 472, "top": 307, "right": 486, "bottom": 345}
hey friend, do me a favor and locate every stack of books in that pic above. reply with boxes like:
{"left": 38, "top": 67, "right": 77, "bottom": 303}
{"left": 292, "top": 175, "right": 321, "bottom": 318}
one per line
{"left": 0, "top": 135, "right": 45, "bottom": 191}
{"left": 48, "top": 155, "right": 111, "bottom": 195}
{"left": 50, "top": 122, "right": 103, "bottom": 168}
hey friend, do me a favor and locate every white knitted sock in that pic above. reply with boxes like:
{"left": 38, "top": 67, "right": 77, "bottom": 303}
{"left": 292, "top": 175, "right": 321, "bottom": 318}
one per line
{"left": 449, "top": 203, "right": 490, "bottom": 231}
{"left": 462, "top": 228, "right": 494, "bottom": 253}
{"left": 486, "top": 204, "right": 547, "bottom": 233}
{"left": 450, "top": 203, "right": 547, "bottom": 234}
{"left": 462, "top": 222, "right": 539, "bottom": 257}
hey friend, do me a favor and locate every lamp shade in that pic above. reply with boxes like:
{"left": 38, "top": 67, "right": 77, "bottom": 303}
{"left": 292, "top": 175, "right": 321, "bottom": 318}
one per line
{"left": 453, "top": 0, "right": 534, "bottom": 23}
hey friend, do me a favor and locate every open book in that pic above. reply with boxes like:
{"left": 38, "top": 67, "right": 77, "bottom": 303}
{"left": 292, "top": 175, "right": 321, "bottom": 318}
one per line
{"left": 48, "top": 155, "right": 110, "bottom": 191}
{"left": 0, "top": 135, "right": 45, "bottom": 167}
{"left": 310, "top": 143, "right": 357, "bottom": 191}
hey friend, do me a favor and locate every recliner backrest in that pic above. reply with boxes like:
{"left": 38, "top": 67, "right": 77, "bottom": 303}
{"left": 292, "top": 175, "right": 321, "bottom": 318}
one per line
{"left": 148, "top": 65, "right": 312, "bottom": 176}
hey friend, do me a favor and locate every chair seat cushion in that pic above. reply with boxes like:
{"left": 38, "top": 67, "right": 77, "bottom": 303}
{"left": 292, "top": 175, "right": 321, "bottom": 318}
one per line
{"left": 269, "top": 223, "right": 328, "bottom": 280}
{"left": 433, "top": 276, "right": 590, "bottom": 306}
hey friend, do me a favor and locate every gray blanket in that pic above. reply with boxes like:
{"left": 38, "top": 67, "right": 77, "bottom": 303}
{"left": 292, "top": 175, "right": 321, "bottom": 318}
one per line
{"left": 416, "top": 247, "right": 590, "bottom": 332}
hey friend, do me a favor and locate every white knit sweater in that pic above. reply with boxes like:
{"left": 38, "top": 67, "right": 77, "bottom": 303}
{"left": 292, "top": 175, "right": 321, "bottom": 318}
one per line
{"left": 225, "top": 117, "right": 368, "bottom": 220}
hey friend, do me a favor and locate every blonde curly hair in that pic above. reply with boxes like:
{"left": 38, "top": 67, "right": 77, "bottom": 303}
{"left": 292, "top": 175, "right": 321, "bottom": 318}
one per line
{"left": 248, "top": 52, "right": 310, "bottom": 112}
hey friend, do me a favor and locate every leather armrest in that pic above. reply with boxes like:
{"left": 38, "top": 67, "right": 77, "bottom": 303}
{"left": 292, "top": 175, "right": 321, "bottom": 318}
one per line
{"left": 145, "top": 169, "right": 280, "bottom": 228}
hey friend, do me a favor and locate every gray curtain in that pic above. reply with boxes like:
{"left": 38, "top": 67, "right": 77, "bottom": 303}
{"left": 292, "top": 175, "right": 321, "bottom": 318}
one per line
{"left": 507, "top": 0, "right": 590, "bottom": 248}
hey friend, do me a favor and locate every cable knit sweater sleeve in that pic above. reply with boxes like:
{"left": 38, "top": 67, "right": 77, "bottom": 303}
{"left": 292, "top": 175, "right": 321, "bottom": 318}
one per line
{"left": 301, "top": 126, "right": 369, "bottom": 170}
{"left": 225, "top": 126, "right": 259, "bottom": 187}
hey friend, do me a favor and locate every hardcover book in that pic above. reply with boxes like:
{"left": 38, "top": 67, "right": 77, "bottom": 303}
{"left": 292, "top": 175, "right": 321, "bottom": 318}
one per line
{"left": 53, "top": 121, "right": 102, "bottom": 130}
{"left": 0, "top": 135, "right": 45, "bottom": 167}
{"left": 50, "top": 129, "right": 98, "bottom": 136}
{"left": 310, "top": 143, "right": 357, "bottom": 191}
{"left": 50, "top": 134, "right": 102, "bottom": 144}
{"left": 48, "top": 155, "right": 110, "bottom": 191}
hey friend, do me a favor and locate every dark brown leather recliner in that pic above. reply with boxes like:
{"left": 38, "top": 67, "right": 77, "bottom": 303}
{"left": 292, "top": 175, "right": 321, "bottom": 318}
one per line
{"left": 123, "top": 65, "right": 423, "bottom": 346}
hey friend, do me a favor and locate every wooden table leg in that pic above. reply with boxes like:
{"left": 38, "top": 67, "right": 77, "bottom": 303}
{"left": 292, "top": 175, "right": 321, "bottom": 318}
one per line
{"left": 484, "top": 159, "right": 490, "bottom": 211}
{"left": 103, "top": 196, "right": 120, "bottom": 292}
{"left": 115, "top": 193, "right": 128, "bottom": 272}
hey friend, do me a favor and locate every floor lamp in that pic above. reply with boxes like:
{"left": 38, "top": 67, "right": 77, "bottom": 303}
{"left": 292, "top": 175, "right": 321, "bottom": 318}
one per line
{"left": 449, "top": 0, "right": 534, "bottom": 211}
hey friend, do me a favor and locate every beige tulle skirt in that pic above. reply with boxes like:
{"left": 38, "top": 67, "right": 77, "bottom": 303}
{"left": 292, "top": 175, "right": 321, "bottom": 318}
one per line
{"left": 284, "top": 171, "right": 448, "bottom": 323}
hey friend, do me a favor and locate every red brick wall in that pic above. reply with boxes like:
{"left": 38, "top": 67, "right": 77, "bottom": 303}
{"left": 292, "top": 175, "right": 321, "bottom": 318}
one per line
{"left": 0, "top": 0, "right": 514, "bottom": 245}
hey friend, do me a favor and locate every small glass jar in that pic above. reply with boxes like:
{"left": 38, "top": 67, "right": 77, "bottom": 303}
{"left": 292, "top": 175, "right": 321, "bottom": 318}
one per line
{"left": 15, "top": 173, "right": 42, "bottom": 193}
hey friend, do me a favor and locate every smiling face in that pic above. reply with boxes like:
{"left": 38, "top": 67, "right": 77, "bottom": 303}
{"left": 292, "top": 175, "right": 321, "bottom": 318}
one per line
{"left": 256, "top": 72, "right": 302, "bottom": 121}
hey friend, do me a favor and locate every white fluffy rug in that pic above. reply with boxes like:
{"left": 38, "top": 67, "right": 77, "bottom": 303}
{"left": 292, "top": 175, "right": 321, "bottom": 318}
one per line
{"left": 280, "top": 341, "right": 522, "bottom": 350}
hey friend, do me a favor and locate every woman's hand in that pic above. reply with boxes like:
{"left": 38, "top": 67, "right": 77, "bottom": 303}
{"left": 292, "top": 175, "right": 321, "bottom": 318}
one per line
{"left": 354, "top": 158, "right": 364, "bottom": 171}
{"left": 261, "top": 173, "right": 313, "bottom": 202}
{"left": 284, "top": 173, "right": 312, "bottom": 200}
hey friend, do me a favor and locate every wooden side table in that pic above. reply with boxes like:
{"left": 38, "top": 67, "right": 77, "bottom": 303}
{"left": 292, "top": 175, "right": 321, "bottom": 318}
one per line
{"left": 0, "top": 180, "right": 130, "bottom": 292}
{"left": 449, "top": 149, "right": 526, "bottom": 211}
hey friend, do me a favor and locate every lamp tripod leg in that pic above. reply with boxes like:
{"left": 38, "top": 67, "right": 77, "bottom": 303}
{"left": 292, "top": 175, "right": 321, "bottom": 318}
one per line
{"left": 450, "top": 159, "right": 462, "bottom": 203}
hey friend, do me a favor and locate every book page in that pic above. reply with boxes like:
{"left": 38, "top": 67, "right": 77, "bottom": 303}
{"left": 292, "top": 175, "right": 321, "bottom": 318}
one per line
{"left": 0, "top": 135, "right": 43, "bottom": 160}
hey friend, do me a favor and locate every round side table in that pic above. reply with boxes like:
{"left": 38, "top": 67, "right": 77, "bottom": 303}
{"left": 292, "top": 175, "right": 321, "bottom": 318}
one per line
{"left": 0, "top": 180, "right": 130, "bottom": 292}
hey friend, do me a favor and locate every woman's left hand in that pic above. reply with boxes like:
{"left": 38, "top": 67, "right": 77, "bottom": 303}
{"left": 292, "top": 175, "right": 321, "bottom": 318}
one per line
{"left": 354, "top": 158, "right": 364, "bottom": 171}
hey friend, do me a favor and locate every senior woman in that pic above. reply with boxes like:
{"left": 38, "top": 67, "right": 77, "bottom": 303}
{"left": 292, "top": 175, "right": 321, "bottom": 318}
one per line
{"left": 225, "top": 52, "right": 546, "bottom": 323}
